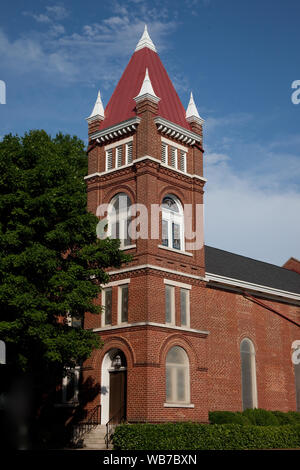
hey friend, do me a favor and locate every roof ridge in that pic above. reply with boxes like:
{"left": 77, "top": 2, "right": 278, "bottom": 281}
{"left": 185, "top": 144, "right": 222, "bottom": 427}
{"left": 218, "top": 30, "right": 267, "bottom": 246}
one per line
{"left": 205, "top": 244, "right": 300, "bottom": 274}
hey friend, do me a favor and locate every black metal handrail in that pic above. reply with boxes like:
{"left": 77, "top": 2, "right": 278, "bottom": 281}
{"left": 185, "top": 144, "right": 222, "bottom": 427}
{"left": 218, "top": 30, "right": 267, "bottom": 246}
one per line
{"left": 71, "top": 404, "right": 101, "bottom": 447}
{"left": 105, "top": 404, "right": 126, "bottom": 449}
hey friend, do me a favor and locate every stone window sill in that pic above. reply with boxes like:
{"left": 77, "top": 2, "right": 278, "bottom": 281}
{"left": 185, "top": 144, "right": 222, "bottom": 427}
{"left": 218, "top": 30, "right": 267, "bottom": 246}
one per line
{"left": 164, "top": 403, "right": 194, "bottom": 408}
{"left": 158, "top": 245, "right": 193, "bottom": 257}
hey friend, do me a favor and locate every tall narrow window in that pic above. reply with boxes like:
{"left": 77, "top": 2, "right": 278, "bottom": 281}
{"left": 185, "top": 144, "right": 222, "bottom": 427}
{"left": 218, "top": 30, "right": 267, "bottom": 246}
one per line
{"left": 180, "top": 151, "right": 187, "bottom": 172}
{"left": 161, "top": 195, "right": 184, "bottom": 251}
{"left": 162, "top": 143, "right": 168, "bottom": 164}
{"left": 240, "top": 338, "right": 257, "bottom": 410}
{"left": 165, "top": 285, "right": 175, "bottom": 324}
{"left": 170, "top": 147, "right": 177, "bottom": 168}
{"left": 106, "top": 149, "right": 113, "bottom": 170}
{"left": 104, "top": 287, "right": 112, "bottom": 325}
{"left": 119, "top": 284, "right": 129, "bottom": 323}
{"left": 294, "top": 343, "right": 300, "bottom": 411}
{"left": 108, "top": 193, "right": 132, "bottom": 247}
{"left": 166, "top": 346, "right": 190, "bottom": 404}
{"left": 126, "top": 142, "right": 133, "bottom": 164}
{"left": 116, "top": 146, "right": 123, "bottom": 167}
{"left": 180, "top": 288, "right": 190, "bottom": 326}
{"left": 62, "top": 367, "right": 80, "bottom": 404}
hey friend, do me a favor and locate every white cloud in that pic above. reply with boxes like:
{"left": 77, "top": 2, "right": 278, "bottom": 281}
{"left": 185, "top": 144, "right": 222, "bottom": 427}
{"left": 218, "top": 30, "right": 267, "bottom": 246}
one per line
{"left": 2, "top": 4, "right": 176, "bottom": 88}
{"left": 204, "top": 148, "right": 300, "bottom": 266}
{"left": 45, "top": 5, "right": 69, "bottom": 20}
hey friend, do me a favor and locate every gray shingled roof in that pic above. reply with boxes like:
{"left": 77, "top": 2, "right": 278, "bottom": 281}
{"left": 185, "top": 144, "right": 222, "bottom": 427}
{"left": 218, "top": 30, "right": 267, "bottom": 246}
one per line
{"left": 205, "top": 245, "right": 300, "bottom": 295}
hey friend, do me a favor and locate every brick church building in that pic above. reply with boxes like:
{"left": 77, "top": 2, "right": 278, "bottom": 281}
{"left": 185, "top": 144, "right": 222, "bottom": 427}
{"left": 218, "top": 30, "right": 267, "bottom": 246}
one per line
{"left": 80, "top": 26, "right": 300, "bottom": 427}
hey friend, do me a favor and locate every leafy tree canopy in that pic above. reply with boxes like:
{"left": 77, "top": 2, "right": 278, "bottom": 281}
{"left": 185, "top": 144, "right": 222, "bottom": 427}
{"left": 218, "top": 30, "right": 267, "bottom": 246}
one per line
{"left": 0, "top": 130, "right": 129, "bottom": 375}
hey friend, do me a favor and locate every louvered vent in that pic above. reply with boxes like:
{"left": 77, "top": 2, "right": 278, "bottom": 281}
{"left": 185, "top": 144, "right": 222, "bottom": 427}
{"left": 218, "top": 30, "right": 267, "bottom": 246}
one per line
{"left": 106, "top": 149, "right": 113, "bottom": 170}
{"left": 126, "top": 142, "right": 133, "bottom": 164}
{"left": 170, "top": 147, "right": 177, "bottom": 168}
{"left": 116, "top": 146, "right": 123, "bottom": 167}
{"left": 180, "top": 151, "right": 186, "bottom": 172}
{"left": 161, "top": 143, "right": 168, "bottom": 164}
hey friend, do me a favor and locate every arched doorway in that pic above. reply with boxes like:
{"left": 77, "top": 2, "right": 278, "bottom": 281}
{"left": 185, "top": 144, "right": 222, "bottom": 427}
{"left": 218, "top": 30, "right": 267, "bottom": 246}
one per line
{"left": 100, "top": 349, "right": 127, "bottom": 425}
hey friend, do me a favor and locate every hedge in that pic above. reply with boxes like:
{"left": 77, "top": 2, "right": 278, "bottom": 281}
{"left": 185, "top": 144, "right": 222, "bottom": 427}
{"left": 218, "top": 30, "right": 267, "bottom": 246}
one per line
{"left": 209, "top": 409, "right": 300, "bottom": 426}
{"left": 113, "top": 422, "right": 300, "bottom": 450}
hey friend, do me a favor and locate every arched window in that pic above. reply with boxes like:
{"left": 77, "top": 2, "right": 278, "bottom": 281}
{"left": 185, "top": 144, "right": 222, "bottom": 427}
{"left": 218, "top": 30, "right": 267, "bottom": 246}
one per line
{"left": 108, "top": 193, "right": 131, "bottom": 247}
{"left": 240, "top": 338, "right": 258, "bottom": 410}
{"left": 293, "top": 342, "right": 300, "bottom": 411}
{"left": 162, "top": 195, "right": 184, "bottom": 251}
{"left": 166, "top": 346, "right": 190, "bottom": 404}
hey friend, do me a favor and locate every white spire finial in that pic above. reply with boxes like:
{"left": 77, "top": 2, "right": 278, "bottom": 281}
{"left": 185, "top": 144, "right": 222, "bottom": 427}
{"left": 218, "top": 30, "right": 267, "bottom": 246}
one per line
{"left": 86, "top": 90, "right": 105, "bottom": 122}
{"left": 135, "top": 24, "right": 157, "bottom": 53}
{"left": 134, "top": 67, "right": 160, "bottom": 104}
{"left": 186, "top": 92, "right": 204, "bottom": 125}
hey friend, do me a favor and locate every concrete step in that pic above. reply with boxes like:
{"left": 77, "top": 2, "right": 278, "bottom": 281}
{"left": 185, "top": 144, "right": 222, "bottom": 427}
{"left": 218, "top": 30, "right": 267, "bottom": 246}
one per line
{"left": 84, "top": 444, "right": 112, "bottom": 450}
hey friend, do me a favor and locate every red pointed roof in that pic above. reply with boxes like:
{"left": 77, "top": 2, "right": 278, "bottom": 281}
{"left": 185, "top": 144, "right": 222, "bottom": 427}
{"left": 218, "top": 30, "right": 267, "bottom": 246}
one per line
{"left": 99, "top": 46, "right": 192, "bottom": 132}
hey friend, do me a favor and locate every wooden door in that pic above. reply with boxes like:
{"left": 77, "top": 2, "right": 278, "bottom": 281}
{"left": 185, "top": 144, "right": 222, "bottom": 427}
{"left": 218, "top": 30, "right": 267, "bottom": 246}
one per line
{"left": 109, "top": 370, "right": 126, "bottom": 423}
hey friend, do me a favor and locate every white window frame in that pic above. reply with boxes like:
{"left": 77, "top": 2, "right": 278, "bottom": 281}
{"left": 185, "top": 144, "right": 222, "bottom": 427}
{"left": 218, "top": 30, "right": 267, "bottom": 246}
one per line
{"left": 180, "top": 150, "right": 187, "bottom": 172}
{"left": 165, "top": 284, "right": 175, "bottom": 325}
{"left": 101, "top": 286, "right": 113, "bottom": 326}
{"left": 240, "top": 338, "right": 258, "bottom": 410}
{"left": 125, "top": 141, "right": 133, "bottom": 165}
{"left": 107, "top": 193, "right": 132, "bottom": 249}
{"left": 101, "top": 279, "right": 131, "bottom": 327}
{"left": 161, "top": 137, "right": 188, "bottom": 174}
{"left": 116, "top": 145, "right": 123, "bottom": 168}
{"left": 162, "top": 142, "right": 168, "bottom": 164}
{"left": 104, "top": 137, "right": 133, "bottom": 171}
{"left": 165, "top": 346, "right": 190, "bottom": 405}
{"left": 180, "top": 288, "right": 190, "bottom": 328}
{"left": 118, "top": 283, "right": 129, "bottom": 325}
{"left": 105, "top": 148, "right": 113, "bottom": 171}
{"left": 62, "top": 366, "right": 80, "bottom": 404}
{"left": 170, "top": 147, "right": 178, "bottom": 169}
{"left": 161, "top": 194, "right": 185, "bottom": 252}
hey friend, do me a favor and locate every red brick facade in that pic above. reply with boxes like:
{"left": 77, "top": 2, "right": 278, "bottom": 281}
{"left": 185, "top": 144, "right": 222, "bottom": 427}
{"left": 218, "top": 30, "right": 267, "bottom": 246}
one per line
{"left": 81, "top": 36, "right": 300, "bottom": 424}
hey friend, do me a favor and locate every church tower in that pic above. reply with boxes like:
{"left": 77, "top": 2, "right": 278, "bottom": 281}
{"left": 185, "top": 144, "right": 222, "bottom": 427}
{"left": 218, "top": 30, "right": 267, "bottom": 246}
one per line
{"left": 84, "top": 26, "right": 210, "bottom": 425}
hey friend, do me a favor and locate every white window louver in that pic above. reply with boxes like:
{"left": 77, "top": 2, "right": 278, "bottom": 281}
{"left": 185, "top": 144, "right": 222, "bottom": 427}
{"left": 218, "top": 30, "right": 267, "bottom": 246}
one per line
{"left": 170, "top": 147, "right": 177, "bottom": 168}
{"left": 106, "top": 149, "right": 113, "bottom": 170}
{"left": 180, "top": 151, "right": 186, "bottom": 172}
{"left": 116, "top": 146, "right": 123, "bottom": 167}
{"left": 126, "top": 142, "right": 133, "bottom": 164}
{"left": 162, "top": 143, "right": 168, "bottom": 164}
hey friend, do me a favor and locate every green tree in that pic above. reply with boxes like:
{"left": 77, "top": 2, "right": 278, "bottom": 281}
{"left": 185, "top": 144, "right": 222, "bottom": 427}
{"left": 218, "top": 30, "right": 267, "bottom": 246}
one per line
{"left": 0, "top": 130, "right": 129, "bottom": 433}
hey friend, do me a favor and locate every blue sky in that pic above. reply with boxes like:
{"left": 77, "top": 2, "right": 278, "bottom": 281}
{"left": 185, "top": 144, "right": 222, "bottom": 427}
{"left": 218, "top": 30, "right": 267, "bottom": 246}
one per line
{"left": 0, "top": 0, "right": 300, "bottom": 266}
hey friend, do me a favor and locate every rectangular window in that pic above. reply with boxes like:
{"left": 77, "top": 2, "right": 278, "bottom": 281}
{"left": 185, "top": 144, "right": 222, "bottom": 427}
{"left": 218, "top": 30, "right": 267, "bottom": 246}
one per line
{"left": 162, "top": 219, "right": 169, "bottom": 247}
{"left": 172, "top": 222, "right": 181, "bottom": 250}
{"left": 180, "top": 151, "right": 187, "bottom": 172}
{"left": 119, "top": 284, "right": 129, "bottom": 323}
{"left": 116, "top": 146, "right": 123, "bottom": 167}
{"left": 162, "top": 143, "right": 168, "bottom": 164}
{"left": 62, "top": 367, "right": 80, "bottom": 404}
{"left": 106, "top": 149, "right": 113, "bottom": 170}
{"left": 170, "top": 147, "right": 177, "bottom": 168}
{"left": 180, "top": 288, "right": 190, "bottom": 326}
{"left": 165, "top": 285, "right": 175, "bottom": 324}
{"left": 104, "top": 287, "right": 112, "bottom": 325}
{"left": 126, "top": 142, "right": 133, "bottom": 164}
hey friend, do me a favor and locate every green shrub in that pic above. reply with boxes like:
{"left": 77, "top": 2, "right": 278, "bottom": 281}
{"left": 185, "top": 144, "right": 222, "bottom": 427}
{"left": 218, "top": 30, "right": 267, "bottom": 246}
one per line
{"left": 113, "top": 422, "right": 300, "bottom": 450}
{"left": 209, "top": 411, "right": 251, "bottom": 425}
{"left": 272, "top": 411, "right": 296, "bottom": 425}
{"left": 242, "top": 408, "right": 279, "bottom": 426}
{"left": 288, "top": 412, "right": 300, "bottom": 424}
